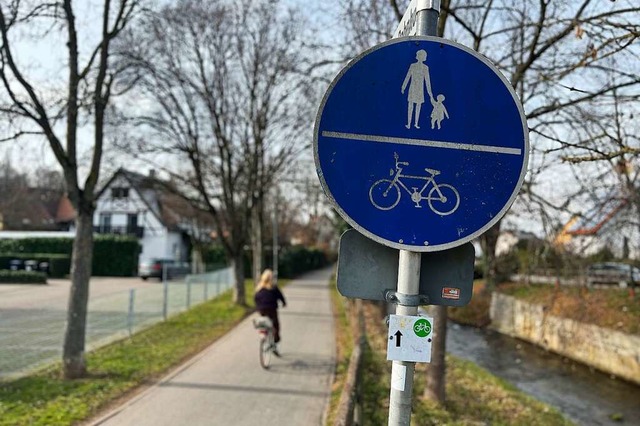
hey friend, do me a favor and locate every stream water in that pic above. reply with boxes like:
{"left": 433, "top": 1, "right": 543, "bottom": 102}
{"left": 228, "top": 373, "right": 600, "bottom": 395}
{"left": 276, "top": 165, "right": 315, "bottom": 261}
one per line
{"left": 446, "top": 323, "right": 640, "bottom": 426}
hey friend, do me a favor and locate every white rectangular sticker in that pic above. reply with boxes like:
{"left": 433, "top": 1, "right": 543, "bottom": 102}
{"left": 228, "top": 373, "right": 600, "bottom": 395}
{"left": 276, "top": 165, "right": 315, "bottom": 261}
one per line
{"left": 387, "top": 314, "right": 433, "bottom": 363}
{"left": 391, "top": 363, "right": 407, "bottom": 391}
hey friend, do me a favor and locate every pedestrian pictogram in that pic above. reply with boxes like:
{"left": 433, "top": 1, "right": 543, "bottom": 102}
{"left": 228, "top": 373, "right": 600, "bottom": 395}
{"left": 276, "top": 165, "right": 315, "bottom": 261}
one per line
{"left": 401, "top": 49, "right": 450, "bottom": 130}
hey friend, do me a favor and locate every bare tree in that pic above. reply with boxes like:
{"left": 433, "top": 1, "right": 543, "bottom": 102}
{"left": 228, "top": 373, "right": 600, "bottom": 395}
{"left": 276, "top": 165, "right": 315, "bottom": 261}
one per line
{"left": 555, "top": 84, "right": 640, "bottom": 258}
{"left": 0, "top": 0, "right": 140, "bottom": 378}
{"left": 437, "top": 0, "right": 640, "bottom": 289}
{"left": 118, "top": 0, "right": 312, "bottom": 305}
{"left": 33, "top": 166, "right": 66, "bottom": 191}
{"left": 0, "top": 157, "right": 29, "bottom": 228}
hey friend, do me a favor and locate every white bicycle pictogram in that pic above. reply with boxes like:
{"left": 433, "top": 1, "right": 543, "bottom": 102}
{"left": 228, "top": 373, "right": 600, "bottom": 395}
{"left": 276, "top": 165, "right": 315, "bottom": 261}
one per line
{"left": 369, "top": 152, "right": 460, "bottom": 216}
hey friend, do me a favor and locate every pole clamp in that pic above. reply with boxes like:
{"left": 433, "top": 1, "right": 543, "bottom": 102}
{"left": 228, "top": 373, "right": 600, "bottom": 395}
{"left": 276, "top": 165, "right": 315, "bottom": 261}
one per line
{"left": 384, "top": 290, "right": 429, "bottom": 306}
{"left": 425, "top": 0, "right": 441, "bottom": 11}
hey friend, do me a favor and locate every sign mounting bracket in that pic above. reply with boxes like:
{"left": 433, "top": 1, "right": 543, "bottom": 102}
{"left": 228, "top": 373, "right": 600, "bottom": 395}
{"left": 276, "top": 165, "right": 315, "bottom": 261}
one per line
{"left": 384, "top": 290, "right": 429, "bottom": 307}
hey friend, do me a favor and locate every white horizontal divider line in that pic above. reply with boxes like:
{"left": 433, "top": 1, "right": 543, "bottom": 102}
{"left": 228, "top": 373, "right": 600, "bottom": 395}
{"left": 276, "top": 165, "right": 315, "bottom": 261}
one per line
{"left": 322, "top": 130, "right": 522, "bottom": 156}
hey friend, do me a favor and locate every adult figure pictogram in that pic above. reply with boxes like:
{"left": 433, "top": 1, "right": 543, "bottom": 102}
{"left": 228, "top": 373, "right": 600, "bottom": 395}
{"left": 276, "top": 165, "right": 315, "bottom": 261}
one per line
{"left": 401, "top": 49, "right": 433, "bottom": 129}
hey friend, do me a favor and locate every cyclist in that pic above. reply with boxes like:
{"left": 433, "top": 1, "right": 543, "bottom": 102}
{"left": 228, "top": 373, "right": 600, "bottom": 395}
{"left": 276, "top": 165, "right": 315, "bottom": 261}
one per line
{"left": 254, "top": 269, "right": 286, "bottom": 356}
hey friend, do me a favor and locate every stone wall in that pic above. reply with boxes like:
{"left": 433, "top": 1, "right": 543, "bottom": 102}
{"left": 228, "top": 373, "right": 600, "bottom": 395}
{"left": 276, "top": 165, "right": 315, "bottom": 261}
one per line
{"left": 490, "top": 292, "right": 640, "bottom": 385}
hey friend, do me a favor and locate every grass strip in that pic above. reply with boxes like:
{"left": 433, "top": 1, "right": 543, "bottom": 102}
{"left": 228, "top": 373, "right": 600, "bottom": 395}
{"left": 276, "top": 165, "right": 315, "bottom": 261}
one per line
{"left": 325, "top": 275, "right": 355, "bottom": 424}
{"left": 0, "top": 280, "right": 259, "bottom": 426}
{"left": 412, "top": 356, "right": 574, "bottom": 425}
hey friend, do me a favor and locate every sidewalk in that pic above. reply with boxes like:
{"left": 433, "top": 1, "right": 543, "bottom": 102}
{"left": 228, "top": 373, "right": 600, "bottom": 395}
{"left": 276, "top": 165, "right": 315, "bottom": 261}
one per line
{"left": 90, "top": 267, "right": 336, "bottom": 426}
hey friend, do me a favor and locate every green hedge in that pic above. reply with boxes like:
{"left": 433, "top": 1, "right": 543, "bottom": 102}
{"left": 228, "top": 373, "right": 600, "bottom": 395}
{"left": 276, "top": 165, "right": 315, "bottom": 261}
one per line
{"left": 201, "top": 244, "right": 330, "bottom": 279}
{"left": 0, "top": 235, "right": 140, "bottom": 277}
{"left": 201, "top": 245, "right": 228, "bottom": 271}
{"left": 92, "top": 235, "right": 140, "bottom": 276}
{"left": 278, "top": 245, "right": 328, "bottom": 278}
{"left": 0, "top": 238, "right": 71, "bottom": 254}
{"left": 0, "top": 270, "right": 47, "bottom": 284}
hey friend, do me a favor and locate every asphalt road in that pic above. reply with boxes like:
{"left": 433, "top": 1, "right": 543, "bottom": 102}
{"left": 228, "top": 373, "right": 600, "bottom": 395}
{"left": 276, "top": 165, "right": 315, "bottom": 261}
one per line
{"left": 89, "top": 267, "right": 336, "bottom": 426}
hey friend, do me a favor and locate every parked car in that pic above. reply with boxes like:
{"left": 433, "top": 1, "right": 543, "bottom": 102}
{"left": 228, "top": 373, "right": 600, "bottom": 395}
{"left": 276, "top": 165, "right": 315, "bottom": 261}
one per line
{"left": 139, "top": 258, "right": 190, "bottom": 281}
{"left": 586, "top": 262, "right": 640, "bottom": 288}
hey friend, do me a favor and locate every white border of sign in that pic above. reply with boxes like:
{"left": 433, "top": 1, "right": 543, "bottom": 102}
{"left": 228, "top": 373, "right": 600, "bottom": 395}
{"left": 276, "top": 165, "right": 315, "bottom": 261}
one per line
{"left": 313, "top": 36, "right": 530, "bottom": 252}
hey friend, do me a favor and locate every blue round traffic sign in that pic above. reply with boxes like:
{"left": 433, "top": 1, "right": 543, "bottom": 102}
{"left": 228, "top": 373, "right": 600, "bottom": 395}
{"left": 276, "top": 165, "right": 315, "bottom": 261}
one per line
{"left": 314, "top": 37, "right": 529, "bottom": 252}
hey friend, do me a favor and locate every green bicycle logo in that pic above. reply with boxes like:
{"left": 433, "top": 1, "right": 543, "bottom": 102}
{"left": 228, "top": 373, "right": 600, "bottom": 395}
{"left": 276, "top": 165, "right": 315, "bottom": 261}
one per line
{"left": 413, "top": 318, "right": 432, "bottom": 337}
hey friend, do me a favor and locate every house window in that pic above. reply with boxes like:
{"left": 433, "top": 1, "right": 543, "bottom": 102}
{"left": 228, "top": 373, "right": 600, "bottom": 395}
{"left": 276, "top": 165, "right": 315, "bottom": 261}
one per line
{"left": 127, "top": 214, "right": 138, "bottom": 229}
{"left": 99, "top": 214, "right": 112, "bottom": 232}
{"left": 112, "top": 187, "right": 129, "bottom": 199}
{"left": 127, "top": 214, "right": 139, "bottom": 235}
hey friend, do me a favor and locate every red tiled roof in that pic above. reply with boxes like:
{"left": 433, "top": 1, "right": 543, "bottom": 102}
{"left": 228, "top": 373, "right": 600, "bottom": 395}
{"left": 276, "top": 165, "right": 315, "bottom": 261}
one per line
{"left": 56, "top": 194, "right": 76, "bottom": 222}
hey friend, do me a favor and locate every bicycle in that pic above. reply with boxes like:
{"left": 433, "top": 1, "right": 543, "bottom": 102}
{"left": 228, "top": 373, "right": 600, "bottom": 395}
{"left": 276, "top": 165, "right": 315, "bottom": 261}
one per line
{"left": 253, "top": 316, "right": 275, "bottom": 369}
{"left": 369, "top": 152, "right": 460, "bottom": 216}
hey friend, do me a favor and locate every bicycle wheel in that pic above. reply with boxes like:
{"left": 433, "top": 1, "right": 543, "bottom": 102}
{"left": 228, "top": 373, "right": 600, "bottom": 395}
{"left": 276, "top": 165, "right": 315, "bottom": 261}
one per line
{"left": 369, "top": 179, "right": 401, "bottom": 210}
{"left": 427, "top": 184, "right": 460, "bottom": 216}
{"left": 259, "top": 333, "right": 272, "bottom": 369}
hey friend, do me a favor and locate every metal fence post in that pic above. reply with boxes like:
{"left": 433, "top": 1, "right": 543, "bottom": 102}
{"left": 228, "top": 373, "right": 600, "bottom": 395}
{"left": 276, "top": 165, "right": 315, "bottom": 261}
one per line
{"left": 187, "top": 277, "right": 192, "bottom": 308}
{"left": 127, "top": 289, "right": 136, "bottom": 337}
{"left": 163, "top": 279, "right": 169, "bottom": 320}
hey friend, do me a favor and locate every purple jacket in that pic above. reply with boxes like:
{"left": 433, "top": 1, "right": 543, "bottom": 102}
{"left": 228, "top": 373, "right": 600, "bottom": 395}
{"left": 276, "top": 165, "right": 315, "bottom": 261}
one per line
{"left": 254, "top": 286, "right": 286, "bottom": 310}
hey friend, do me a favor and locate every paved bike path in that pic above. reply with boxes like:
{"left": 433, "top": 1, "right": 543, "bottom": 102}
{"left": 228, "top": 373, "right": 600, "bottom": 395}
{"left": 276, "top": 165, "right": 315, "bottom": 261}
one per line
{"left": 91, "top": 267, "right": 336, "bottom": 426}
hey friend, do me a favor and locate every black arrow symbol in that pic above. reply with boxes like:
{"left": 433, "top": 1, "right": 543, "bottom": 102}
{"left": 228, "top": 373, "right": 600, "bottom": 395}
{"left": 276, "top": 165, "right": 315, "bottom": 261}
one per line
{"left": 394, "top": 330, "right": 403, "bottom": 347}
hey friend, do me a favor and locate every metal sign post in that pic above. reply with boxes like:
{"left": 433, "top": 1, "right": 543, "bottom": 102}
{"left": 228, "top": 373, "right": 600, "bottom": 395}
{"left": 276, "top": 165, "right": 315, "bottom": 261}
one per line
{"left": 390, "top": 5, "right": 438, "bottom": 425}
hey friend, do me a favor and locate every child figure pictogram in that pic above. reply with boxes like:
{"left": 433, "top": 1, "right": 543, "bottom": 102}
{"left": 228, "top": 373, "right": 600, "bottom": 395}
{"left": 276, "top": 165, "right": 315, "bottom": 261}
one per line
{"left": 430, "top": 94, "right": 449, "bottom": 129}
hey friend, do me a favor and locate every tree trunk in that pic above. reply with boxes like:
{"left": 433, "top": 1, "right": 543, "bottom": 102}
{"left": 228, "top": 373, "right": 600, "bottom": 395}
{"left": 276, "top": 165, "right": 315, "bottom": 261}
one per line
{"left": 481, "top": 221, "right": 501, "bottom": 292}
{"left": 423, "top": 305, "right": 447, "bottom": 403}
{"left": 191, "top": 246, "right": 204, "bottom": 274}
{"left": 62, "top": 209, "right": 94, "bottom": 379}
{"left": 622, "top": 236, "right": 630, "bottom": 259}
{"left": 251, "top": 197, "right": 264, "bottom": 283}
{"left": 231, "top": 252, "right": 246, "bottom": 306}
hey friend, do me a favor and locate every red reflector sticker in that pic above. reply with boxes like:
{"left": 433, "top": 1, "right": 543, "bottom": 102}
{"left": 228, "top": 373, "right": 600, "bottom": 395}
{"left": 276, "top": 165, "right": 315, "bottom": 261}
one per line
{"left": 442, "top": 287, "right": 461, "bottom": 300}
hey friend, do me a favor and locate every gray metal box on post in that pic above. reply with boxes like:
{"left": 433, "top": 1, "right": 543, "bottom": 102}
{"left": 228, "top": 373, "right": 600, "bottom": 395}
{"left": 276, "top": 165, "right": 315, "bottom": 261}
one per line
{"left": 337, "top": 229, "right": 475, "bottom": 307}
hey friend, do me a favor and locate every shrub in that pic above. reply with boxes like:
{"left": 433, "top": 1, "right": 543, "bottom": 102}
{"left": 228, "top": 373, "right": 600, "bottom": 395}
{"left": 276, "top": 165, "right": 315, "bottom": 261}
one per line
{"left": 201, "top": 245, "right": 228, "bottom": 271}
{"left": 49, "top": 255, "right": 72, "bottom": 278}
{"left": 0, "top": 270, "right": 47, "bottom": 284}
{"left": 0, "top": 235, "right": 140, "bottom": 277}
{"left": 278, "top": 245, "right": 328, "bottom": 278}
{"left": 92, "top": 235, "right": 141, "bottom": 276}
{"left": 0, "top": 238, "right": 72, "bottom": 254}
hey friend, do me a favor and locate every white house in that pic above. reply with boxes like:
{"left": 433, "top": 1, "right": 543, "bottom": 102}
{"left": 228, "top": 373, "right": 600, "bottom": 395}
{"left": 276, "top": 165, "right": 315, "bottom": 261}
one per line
{"left": 94, "top": 169, "right": 213, "bottom": 263}
{"left": 495, "top": 230, "right": 541, "bottom": 256}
